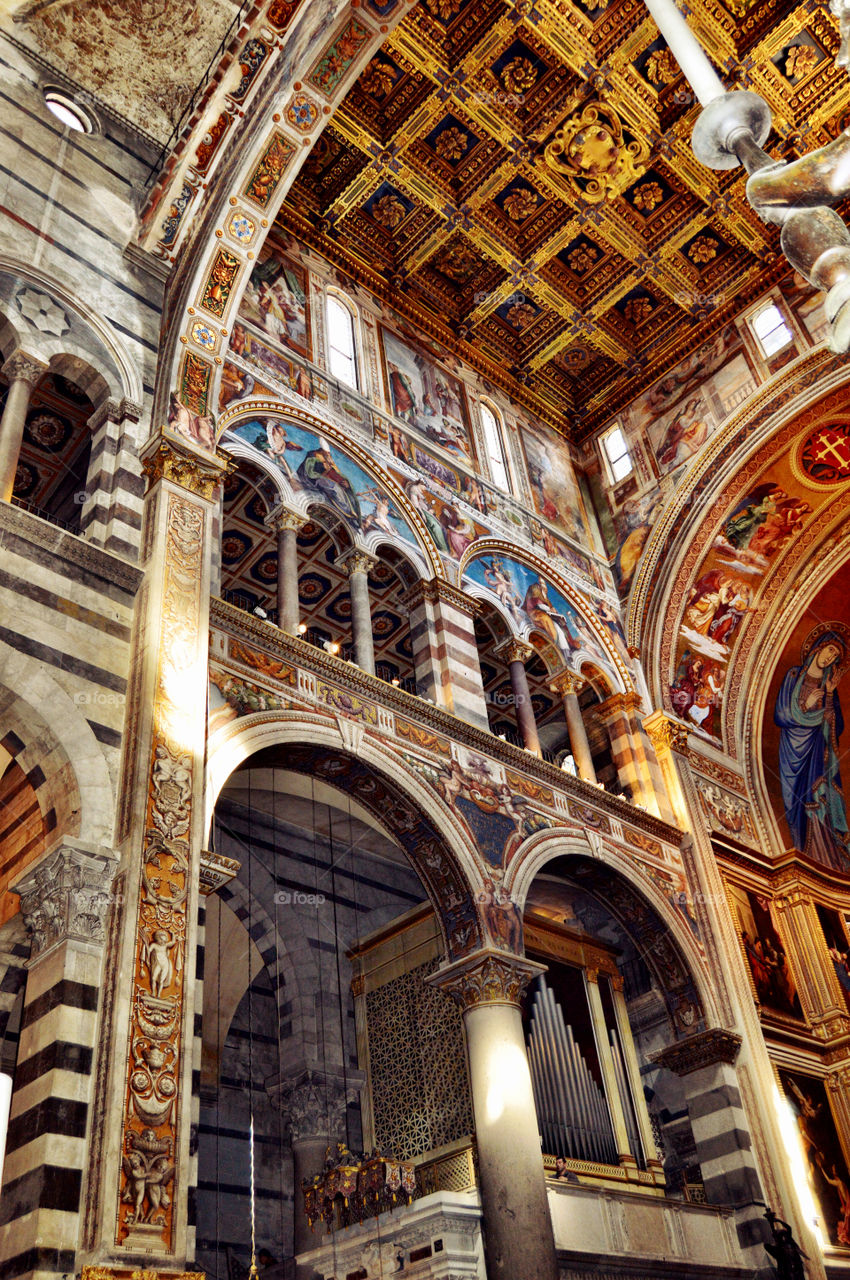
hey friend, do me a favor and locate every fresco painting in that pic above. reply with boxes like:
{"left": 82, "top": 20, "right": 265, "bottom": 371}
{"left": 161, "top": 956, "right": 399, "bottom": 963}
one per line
{"left": 382, "top": 327, "right": 475, "bottom": 466}
{"left": 780, "top": 1070, "right": 850, "bottom": 1247}
{"left": 390, "top": 466, "right": 488, "bottom": 561}
{"left": 728, "top": 884, "right": 802, "bottom": 1019}
{"left": 520, "top": 416, "right": 589, "bottom": 543}
{"left": 762, "top": 562, "right": 850, "bottom": 871}
{"left": 240, "top": 244, "right": 311, "bottom": 358}
{"left": 228, "top": 323, "right": 313, "bottom": 400}
{"left": 230, "top": 418, "right": 419, "bottom": 549}
{"left": 463, "top": 553, "right": 609, "bottom": 670}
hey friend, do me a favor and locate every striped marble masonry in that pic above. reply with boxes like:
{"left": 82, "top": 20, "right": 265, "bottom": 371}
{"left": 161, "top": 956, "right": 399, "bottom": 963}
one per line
{"left": 405, "top": 583, "right": 489, "bottom": 731}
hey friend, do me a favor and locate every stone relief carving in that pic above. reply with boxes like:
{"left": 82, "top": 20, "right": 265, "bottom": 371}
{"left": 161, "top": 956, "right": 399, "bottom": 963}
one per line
{"left": 14, "top": 842, "right": 117, "bottom": 960}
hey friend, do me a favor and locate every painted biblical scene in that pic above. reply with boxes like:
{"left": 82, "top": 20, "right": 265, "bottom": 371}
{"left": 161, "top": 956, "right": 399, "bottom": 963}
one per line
{"left": 815, "top": 905, "right": 850, "bottom": 1013}
{"left": 228, "top": 323, "right": 313, "bottom": 400}
{"left": 519, "top": 416, "right": 589, "bottom": 545}
{"left": 230, "top": 417, "right": 419, "bottom": 550}
{"left": 382, "top": 327, "right": 474, "bottom": 466}
{"left": 463, "top": 553, "right": 609, "bottom": 671}
{"left": 764, "top": 562, "right": 850, "bottom": 871}
{"left": 728, "top": 884, "right": 802, "bottom": 1019}
{"left": 612, "top": 490, "right": 665, "bottom": 596}
{"left": 387, "top": 463, "right": 488, "bottom": 561}
{"left": 618, "top": 325, "right": 752, "bottom": 477}
{"left": 240, "top": 243, "right": 311, "bottom": 358}
{"left": 780, "top": 1069, "right": 850, "bottom": 1247}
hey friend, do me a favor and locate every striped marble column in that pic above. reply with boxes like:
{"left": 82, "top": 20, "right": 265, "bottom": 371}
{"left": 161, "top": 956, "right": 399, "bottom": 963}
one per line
{"left": 0, "top": 840, "right": 117, "bottom": 1280}
{"left": 596, "top": 691, "right": 657, "bottom": 811}
{"left": 79, "top": 398, "right": 145, "bottom": 562}
{"left": 655, "top": 1029, "right": 769, "bottom": 1259}
{"left": 403, "top": 579, "right": 489, "bottom": 729}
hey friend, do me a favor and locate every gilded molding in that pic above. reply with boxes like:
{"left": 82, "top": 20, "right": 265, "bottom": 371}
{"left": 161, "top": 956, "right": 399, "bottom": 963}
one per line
{"left": 643, "top": 711, "right": 689, "bottom": 755}
{"left": 141, "top": 434, "right": 235, "bottom": 500}
{"left": 81, "top": 1269, "right": 204, "bottom": 1280}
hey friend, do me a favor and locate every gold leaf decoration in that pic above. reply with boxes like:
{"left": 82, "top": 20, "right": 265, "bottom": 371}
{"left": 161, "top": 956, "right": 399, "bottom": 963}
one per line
{"left": 688, "top": 235, "right": 719, "bottom": 264}
{"left": 372, "top": 194, "right": 408, "bottom": 228}
{"left": 501, "top": 56, "right": 538, "bottom": 95}
{"left": 435, "top": 125, "right": 470, "bottom": 161}
{"left": 645, "top": 48, "right": 679, "bottom": 85}
{"left": 501, "top": 188, "right": 540, "bottom": 221}
{"left": 632, "top": 180, "right": 664, "bottom": 211}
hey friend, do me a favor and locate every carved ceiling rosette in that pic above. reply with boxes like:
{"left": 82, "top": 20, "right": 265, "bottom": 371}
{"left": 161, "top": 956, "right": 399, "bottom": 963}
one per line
{"left": 544, "top": 102, "right": 650, "bottom": 204}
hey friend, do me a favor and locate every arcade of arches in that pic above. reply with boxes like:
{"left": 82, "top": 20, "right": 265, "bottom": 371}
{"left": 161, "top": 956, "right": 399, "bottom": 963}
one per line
{"left": 2, "top": 3, "right": 850, "bottom": 1280}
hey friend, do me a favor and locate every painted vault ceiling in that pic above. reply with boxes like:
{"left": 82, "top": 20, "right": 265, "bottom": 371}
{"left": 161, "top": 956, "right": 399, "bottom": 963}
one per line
{"left": 274, "top": 0, "right": 850, "bottom": 438}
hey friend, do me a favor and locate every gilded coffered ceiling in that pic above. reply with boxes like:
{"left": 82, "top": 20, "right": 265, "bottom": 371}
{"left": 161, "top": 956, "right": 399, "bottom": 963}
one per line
{"left": 276, "top": 0, "right": 850, "bottom": 438}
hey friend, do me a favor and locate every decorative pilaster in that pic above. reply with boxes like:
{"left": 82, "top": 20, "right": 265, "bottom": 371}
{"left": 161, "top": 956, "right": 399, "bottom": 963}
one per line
{"left": 0, "top": 842, "right": 118, "bottom": 1280}
{"left": 268, "top": 506, "right": 307, "bottom": 635}
{"left": 429, "top": 950, "right": 558, "bottom": 1280}
{"left": 550, "top": 669, "right": 596, "bottom": 783}
{"left": 0, "top": 350, "right": 48, "bottom": 502}
{"left": 772, "top": 880, "right": 850, "bottom": 1037}
{"left": 643, "top": 710, "right": 690, "bottom": 827}
{"left": 79, "top": 431, "right": 230, "bottom": 1272}
{"left": 495, "top": 638, "right": 540, "bottom": 756}
{"left": 596, "top": 691, "right": 659, "bottom": 813}
{"left": 403, "top": 579, "right": 489, "bottom": 729}
{"left": 81, "top": 397, "right": 145, "bottom": 560}
{"left": 339, "top": 550, "right": 377, "bottom": 675}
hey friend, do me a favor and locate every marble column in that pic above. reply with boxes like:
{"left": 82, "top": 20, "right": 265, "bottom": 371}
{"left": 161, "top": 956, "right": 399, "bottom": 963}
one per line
{"left": 268, "top": 507, "right": 307, "bottom": 634}
{"left": 611, "top": 976, "right": 664, "bottom": 1174}
{"left": 0, "top": 350, "right": 48, "bottom": 503}
{"left": 429, "top": 951, "right": 559, "bottom": 1280}
{"left": 81, "top": 397, "right": 145, "bottom": 558}
{"left": 495, "top": 638, "right": 540, "bottom": 755}
{"left": 340, "top": 550, "right": 377, "bottom": 675}
{"left": 596, "top": 691, "right": 658, "bottom": 811}
{"left": 550, "top": 669, "right": 596, "bottom": 782}
{"left": 402, "top": 579, "right": 489, "bottom": 728}
{"left": 76, "top": 433, "right": 230, "bottom": 1273}
{"left": 643, "top": 710, "right": 690, "bottom": 827}
{"left": 0, "top": 841, "right": 117, "bottom": 1280}
{"left": 772, "top": 876, "right": 850, "bottom": 1035}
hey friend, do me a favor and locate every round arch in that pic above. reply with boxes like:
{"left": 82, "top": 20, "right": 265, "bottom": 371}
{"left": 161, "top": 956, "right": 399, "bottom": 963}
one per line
{"left": 219, "top": 398, "right": 445, "bottom": 579}
{"left": 0, "top": 257, "right": 143, "bottom": 405}
{"left": 506, "top": 827, "right": 718, "bottom": 1032}
{"left": 459, "top": 538, "right": 631, "bottom": 693}
{"left": 205, "top": 711, "right": 486, "bottom": 961}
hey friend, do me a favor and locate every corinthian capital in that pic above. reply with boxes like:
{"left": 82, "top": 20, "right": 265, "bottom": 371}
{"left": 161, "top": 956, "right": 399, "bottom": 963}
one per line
{"left": 644, "top": 710, "right": 689, "bottom": 755}
{"left": 427, "top": 949, "right": 546, "bottom": 1010}
{"left": 269, "top": 1067, "right": 364, "bottom": 1143}
{"left": 267, "top": 505, "right": 308, "bottom": 534}
{"left": 2, "top": 349, "right": 48, "bottom": 387}
{"left": 339, "top": 549, "right": 377, "bottom": 576}
{"left": 13, "top": 840, "right": 118, "bottom": 961}
{"left": 550, "top": 667, "right": 585, "bottom": 697}
{"left": 495, "top": 638, "right": 534, "bottom": 666}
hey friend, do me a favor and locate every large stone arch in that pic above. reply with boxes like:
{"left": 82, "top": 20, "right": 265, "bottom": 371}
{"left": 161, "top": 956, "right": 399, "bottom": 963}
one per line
{"left": 205, "top": 711, "right": 486, "bottom": 961}
{"left": 0, "top": 639, "right": 115, "bottom": 852}
{"left": 506, "top": 826, "right": 718, "bottom": 1032}
{"left": 220, "top": 398, "right": 445, "bottom": 578}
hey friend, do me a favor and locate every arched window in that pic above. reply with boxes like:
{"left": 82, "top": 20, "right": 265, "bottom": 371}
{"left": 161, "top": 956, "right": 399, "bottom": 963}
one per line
{"left": 480, "top": 402, "right": 511, "bottom": 492}
{"left": 326, "top": 294, "right": 358, "bottom": 388}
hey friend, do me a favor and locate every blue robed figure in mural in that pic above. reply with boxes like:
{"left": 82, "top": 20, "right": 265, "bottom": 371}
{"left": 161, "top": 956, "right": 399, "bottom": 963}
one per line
{"left": 775, "top": 627, "right": 850, "bottom": 870}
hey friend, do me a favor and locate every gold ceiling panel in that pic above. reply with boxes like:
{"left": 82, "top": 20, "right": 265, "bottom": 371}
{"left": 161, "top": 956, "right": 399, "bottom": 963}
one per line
{"left": 278, "top": 0, "right": 849, "bottom": 438}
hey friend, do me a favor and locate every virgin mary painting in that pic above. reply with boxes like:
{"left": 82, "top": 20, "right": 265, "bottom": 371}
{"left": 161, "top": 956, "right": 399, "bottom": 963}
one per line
{"left": 775, "top": 625, "right": 850, "bottom": 870}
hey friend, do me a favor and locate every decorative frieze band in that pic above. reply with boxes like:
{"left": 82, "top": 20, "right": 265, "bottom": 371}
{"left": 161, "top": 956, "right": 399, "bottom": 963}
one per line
{"left": 653, "top": 1028, "right": 742, "bottom": 1076}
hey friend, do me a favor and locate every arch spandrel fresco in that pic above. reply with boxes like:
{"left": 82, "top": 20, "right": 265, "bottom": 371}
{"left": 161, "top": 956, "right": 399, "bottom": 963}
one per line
{"left": 761, "top": 560, "right": 850, "bottom": 872}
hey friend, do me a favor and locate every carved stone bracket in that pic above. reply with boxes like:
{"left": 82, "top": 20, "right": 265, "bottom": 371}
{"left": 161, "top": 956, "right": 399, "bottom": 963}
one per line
{"left": 427, "top": 948, "right": 546, "bottom": 1010}
{"left": 13, "top": 840, "right": 118, "bottom": 962}
{"left": 653, "top": 1028, "right": 742, "bottom": 1076}
{"left": 198, "top": 848, "right": 240, "bottom": 896}
{"left": 268, "top": 1067, "right": 365, "bottom": 1143}
{"left": 141, "top": 432, "right": 235, "bottom": 500}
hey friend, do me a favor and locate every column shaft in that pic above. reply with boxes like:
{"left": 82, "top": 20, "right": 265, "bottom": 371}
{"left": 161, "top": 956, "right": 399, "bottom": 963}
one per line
{"left": 585, "top": 972, "right": 633, "bottom": 1161}
{"left": 270, "top": 509, "right": 306, "bottom": 634}
{"left": 0, "top": 353, "right": 48, "bottom": 503}
{"left": 343, "top": 552, "right": 376, "bottom": 675}
{"left": 511, "top": 659, "right": 541, "bottom": 754}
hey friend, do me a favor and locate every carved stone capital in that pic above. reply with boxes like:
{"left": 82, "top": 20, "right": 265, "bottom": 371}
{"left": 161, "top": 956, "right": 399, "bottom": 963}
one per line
{"left": 2, "top": 349, "right": 48, "bottom": 388}
{"left": 495, "top": 637, "right": 534, "bottom": 666}
{"left": 550, "top": 667, "right": 585, "bottom": 697}
{"left": 87, "top": 396, "right": 143, "bottom": 431}
{"left": 13, "top": 839, "right": 118, "bottom": 962}
{"left": 597, "top": 690, "right": 643, "bottom": 722}
{"left": 338, "top": 549, "right": 377, "bottom": 576}
{"left": 141, "top": 434, "right": 235, "bottom": 500}
{"left": 644, "top": 710, "right": 689, "bottom": 755}
{"left": 267, "top": 505, "right": 308, "bottom": 534}
{"left": 427, "top": 948, "right": 546, "bottom": 1010}
{"left": 653, "top": 1028, "right": 742, "bottom": 1076}
{"left": 269, "top": 1067, "right": 364, "bottom": 1143}
{"left": 402, "top": 577, "right": 481, "bottom": 618}
{"left": 199, "top": 848, "right": 240, "bottom": 896}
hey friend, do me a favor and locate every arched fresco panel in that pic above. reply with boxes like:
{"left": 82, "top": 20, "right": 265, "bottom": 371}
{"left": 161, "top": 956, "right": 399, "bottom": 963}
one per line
{"left": 761, "top": 559, "right": 850, "bottom": 872}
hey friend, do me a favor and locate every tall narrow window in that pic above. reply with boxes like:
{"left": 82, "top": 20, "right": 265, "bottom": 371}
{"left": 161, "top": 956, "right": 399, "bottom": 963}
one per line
{"left": 327, "top": 295, "right": 358, "bottom": 388}
{"left": 750, "top": 302, "right": 793, "bottom": 358}
{"left": 481, "top": 403, "right": 511, "bottom": 492}
{"left": 600, "top": 424, "right": 633, "bottom": 484}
